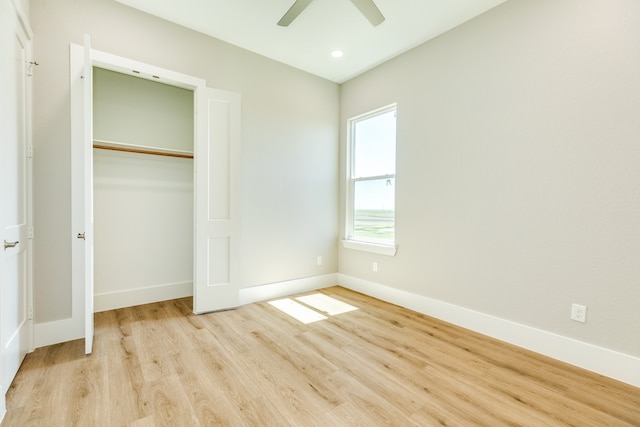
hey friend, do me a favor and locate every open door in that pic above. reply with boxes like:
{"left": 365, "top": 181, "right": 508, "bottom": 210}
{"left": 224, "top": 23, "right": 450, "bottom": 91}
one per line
{"left": 82, "top": 35, "right": 94, "bottom": 354}
{"left": 1, "top": 0, "right": 33, "bottom": 400}
{"left": 70, "top": 35, "right": 94, "bottom": 354}
{"left": 193, "top": 87, "right": 241, "bottom": 314}
{"left": 71, "top": 35, "right": 94, "bottom": 354}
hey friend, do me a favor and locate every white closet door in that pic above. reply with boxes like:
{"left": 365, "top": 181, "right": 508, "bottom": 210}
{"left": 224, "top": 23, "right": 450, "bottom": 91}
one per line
{"left": 71, "top": 37, "right": 95, "bottom": 354}
{"left": 193, "top": 87, "right": 241, "bottom": 313}
{"left": 82, "top": 35, "right": 94, "bottom": 354}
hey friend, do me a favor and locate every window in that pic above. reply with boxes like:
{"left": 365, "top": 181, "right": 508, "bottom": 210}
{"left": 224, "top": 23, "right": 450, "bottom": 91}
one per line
{"left": 344, "top": 105, "right": 397, "bottom": 255}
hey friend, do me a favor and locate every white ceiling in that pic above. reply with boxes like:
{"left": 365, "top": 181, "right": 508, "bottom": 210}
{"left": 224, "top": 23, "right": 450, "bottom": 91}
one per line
{"left": 114, "top": 0, "right": 508, "bottom": 83}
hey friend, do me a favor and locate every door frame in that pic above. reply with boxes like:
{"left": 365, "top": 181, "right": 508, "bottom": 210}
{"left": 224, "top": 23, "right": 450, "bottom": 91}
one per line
{"left": 70, "top": 43, "right": 241, "bottom": 352}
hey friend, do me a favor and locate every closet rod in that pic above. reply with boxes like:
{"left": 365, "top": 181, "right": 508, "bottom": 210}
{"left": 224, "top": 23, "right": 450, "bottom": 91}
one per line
{"left": 93, "top": 140, "right": 194, "bottom": 159}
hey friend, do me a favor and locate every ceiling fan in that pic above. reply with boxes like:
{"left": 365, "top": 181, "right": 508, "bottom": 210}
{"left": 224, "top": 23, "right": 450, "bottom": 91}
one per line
{"left": 278, "top": 0, "right": 385, "bottom": 27}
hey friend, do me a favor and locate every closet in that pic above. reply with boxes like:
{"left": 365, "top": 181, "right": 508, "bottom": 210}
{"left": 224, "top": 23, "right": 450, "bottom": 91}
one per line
{"left": 92, "top": 67, "right": 195, "bottom": 311}
{"left": 72, "top": 42, "right": 241, "bottom": 353}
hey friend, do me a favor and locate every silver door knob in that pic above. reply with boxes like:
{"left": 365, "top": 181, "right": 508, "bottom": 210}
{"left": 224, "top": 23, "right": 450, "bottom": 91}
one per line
{"left": 4, "top": 240, "right": 19, "bottom": 250}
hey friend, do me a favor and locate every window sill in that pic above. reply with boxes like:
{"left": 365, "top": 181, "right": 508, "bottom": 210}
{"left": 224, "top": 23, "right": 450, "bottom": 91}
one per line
{"left": 341, "top": 240, "right": 398, "bottom": 256}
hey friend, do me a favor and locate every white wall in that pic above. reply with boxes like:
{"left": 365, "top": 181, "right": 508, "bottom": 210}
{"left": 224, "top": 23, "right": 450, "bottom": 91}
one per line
{"left": 340, "top": 0, "right": 640, "bottom": 358}
{"left": 17, "top": 0, "right": 28, "bottom": 18}
{"left": 93, "top": 151, "right": 194, "bottom": 310}
{"left": 31, "top": 0, "right": 339, "bottom": 323}
{"left": 93, "top": 67, "right": 194, "bottom": 151}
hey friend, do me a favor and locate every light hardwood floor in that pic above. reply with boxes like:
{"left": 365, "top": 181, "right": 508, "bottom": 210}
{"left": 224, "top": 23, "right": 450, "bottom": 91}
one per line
{"left": 3, "top": 286, "right": 639, "bottom": 426}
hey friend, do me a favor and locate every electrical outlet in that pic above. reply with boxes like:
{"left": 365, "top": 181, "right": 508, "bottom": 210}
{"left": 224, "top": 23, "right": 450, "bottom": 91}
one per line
{"left": 570, "top": 303, "right": 587, "bottom": 323}
{"left": 372, "top": 262, "right": 378, "bottom": 272}
{"left": 316, "top": 256, "right": 322, "bottom": 266}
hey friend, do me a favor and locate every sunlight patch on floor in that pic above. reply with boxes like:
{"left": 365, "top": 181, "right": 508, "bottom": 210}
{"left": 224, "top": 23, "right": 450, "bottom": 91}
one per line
{"left": 268, "top": 293, "right": 358, "bottom": 324}
{"left": 268, "top": 298, "right": 328, "bottom": 324}
{"left": 296, "top": 293, "right": 358, "bottom": 315}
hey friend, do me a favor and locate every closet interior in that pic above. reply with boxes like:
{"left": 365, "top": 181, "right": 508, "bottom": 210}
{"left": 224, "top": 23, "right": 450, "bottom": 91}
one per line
{"left": 92, "top": 67, "right": 195, "bottom": 311}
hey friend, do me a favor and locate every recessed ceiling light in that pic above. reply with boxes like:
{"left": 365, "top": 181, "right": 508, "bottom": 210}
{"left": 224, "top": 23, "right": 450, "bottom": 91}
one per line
{"left": 331, "top": 50, "right": 344, "bottom": 58}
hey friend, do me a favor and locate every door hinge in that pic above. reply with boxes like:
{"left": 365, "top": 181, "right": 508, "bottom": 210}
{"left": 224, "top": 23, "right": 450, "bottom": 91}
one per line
{"left": 27, "top": 306, "right": 33, "bottom": 320}
{"left": 27, "top": 145, "right": 33, "bottom": 158}
{"left": 77, "top": 232, "right": 86, "bottom": 240}
{"left": 28, "top": 227, "right": 34, "bottom": 239}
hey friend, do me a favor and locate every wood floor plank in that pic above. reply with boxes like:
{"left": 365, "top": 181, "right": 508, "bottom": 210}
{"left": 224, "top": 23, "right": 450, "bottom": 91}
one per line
{"left": 197, "top": 309, "right": 255, "bottom": 355}
{"left": 171, "top": 350, "right": 250, "bottom": 426}
{"left": 2, "top": 286, "right": 639, "bottom": 426}
{"left": 259, "top": 335, "right": 344, "bottom": 412}
{"left": 106, "top": 347, "right": 152, "bottom": 426}
{"left": 324, "top": 369, "right": 419, "bottom": 426}
{"left": 324, "top": 401, "right": 385, "bottom": 427}
{"left": 66, "top": 355, "right": 111, "bottom": 427}
{"left": 128, "top": 414, "right": 158, "bottom": 427}
{"left": 236, "top": 396, "right": 294, "bottom": 427}
{"left": 187, "top": 329, "right": 263, "bottom": 408}
{"left": 144, "top": 374, "right": 200, "bottom": 427}
{"left": 235, "top": 336, "right": 335, "bottom": 426}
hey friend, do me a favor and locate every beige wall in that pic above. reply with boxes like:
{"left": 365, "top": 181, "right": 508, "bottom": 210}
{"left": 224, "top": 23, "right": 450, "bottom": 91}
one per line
{"left": 31, "top": 0, "right": 339, "bottom": 322}
{"left": 340, "top": 0, "right": 640, "bottom": 356}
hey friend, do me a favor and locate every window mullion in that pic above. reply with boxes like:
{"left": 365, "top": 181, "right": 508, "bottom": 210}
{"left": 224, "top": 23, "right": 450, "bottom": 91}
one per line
{"left": 353, "top": 174, "right": 395, "bottom": 183}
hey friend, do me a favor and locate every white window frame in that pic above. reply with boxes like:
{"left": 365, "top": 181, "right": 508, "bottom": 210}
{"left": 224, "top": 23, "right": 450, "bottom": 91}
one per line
{"left": 342, "top": 104, "right": 398, "bottom": 256}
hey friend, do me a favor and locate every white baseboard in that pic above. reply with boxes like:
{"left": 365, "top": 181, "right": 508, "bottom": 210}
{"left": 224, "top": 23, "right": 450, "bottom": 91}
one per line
{"left": 337, "top": 273, "right": 640, "bottom": 388}
{"left": 94, "top": 281, "right": 193, "bottom": 312}
{"left": 239, "top": 273, "right": 338, "bottom": 305}
{"left": 35, "top": 316, "right": 84, "bottom": 348}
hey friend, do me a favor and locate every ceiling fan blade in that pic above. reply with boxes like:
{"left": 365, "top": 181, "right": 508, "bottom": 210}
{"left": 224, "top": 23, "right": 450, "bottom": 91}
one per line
{"left": 350, "top": 0, "right": 385, "bottom": 26}
{"left": 277, "top": 0, "right": 315, "bottom": 27}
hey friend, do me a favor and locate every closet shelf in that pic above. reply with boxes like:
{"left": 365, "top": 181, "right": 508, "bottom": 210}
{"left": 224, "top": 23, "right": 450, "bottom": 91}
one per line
{"left": 93, "top": 139, "right": 194, "bottom": 159}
